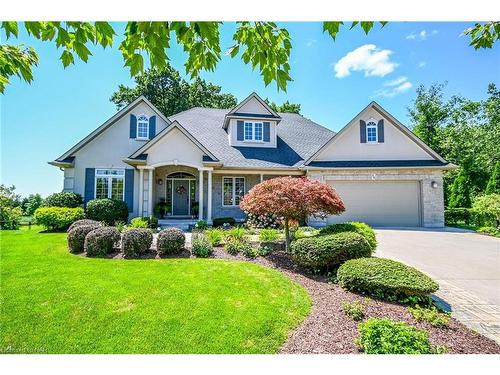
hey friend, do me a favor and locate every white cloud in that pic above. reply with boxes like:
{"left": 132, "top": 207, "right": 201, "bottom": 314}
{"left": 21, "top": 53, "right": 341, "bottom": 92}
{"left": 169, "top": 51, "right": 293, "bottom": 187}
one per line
{"left": 417, "top": 61, "right": 427, "bottom": 68}
{"left": 406, "top": 29, "right": 438, "bottom": 41}
{"left": 334, "top": 44, "right": 398, "bottom": 78}
{"left": 373, "top": 77, "right": 413, "bottom": 98}
{"left": 306, "top": 39, "right": 317, "bottom": 47}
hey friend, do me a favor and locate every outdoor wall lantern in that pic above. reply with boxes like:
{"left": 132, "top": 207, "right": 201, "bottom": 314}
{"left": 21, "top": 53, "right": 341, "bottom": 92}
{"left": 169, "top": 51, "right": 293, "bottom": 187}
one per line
{"left": 157, "top": 179, "right": 163, "bottom": 185}
{"left": 431, "top": 181, "right": 438, "bottom": 188}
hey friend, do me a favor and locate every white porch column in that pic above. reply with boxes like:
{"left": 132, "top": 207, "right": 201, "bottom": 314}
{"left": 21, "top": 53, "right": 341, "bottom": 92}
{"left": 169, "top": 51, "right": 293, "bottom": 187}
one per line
{"left": 260, "top": 173, "right": 264, "bottom": 183}
{"left": 147, "top": 168, "right": 154, "bottom": 217}
{"left": 207, "top": 169, "right": 212, "bottom": 224}
{"left": 198, "top": 169, "right": 204, "bottom": 220}
{"left": 138, "top": 168, "right": 144, "bottom": 216}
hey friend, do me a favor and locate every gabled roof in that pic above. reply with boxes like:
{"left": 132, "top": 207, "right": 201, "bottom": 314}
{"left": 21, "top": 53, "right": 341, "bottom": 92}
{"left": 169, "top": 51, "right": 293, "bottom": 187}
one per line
{"left": 127, "top": 120, "right": 219, "bottom": 163}
{"left": 223, "top": 92, "right": 281, "bottom": 129}
{"left": 303, "top": 101, "right": 447, "bottom": 166}
{"left": 52, "top": 96, "right": 171, "bottom": 163}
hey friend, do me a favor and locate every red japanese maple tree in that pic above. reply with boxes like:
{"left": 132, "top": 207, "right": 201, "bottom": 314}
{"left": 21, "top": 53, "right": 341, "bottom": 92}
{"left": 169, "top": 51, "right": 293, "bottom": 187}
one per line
{"left": 240, "top": 176, "right": 345, "bottom": 250}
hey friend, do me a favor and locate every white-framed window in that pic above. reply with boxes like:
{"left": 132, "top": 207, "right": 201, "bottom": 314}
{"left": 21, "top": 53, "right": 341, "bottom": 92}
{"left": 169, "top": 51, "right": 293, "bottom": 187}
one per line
{"left": 137, "top": 114, "right": 149, "bottom": 139}
{"left": 222, "top": 177, "right": 245, "bottom": 206}
{"left": 95, "top": 169, "right": 125, "bottom": 200}
{"left": 366, "top": 120, "right": 378, "bottom": 143}
{"left": 243, "top": 121, "right": 264, "bottom": 141}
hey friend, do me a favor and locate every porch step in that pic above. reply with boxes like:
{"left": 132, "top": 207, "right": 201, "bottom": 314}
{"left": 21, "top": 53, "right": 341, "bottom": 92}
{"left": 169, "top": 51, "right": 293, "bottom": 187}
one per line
{"left": 158, "top": 219, "right": 197, "bottom": 231}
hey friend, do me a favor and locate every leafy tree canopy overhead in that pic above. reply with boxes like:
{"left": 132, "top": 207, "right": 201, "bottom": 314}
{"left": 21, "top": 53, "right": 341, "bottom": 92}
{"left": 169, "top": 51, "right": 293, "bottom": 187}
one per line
{"left": 110, "top": 65, "right": 237, "bottom": 117}
{"left": 265, "top": 98, "right": 301, "bottom": 113}
{"left": 2, "top": 21, "right": 498, "bottom": 94}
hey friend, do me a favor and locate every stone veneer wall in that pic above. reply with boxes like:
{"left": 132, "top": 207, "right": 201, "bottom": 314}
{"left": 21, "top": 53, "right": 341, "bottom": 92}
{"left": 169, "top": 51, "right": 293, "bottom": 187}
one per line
{"left": 306, "top": 168, "right": 445, "bottom": 228}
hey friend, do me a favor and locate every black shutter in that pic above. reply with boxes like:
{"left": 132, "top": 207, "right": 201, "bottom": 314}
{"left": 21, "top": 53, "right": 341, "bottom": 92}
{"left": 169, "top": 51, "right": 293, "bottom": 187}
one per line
{"left": 377, "top": 119, "right": 385, "bottom": 143}
{"left": 237, "top": 120, "right": 244, "bottom": 141}
{"left": 263, "top": 122, "right": 270, "bottom": 142}
{"left": 149, "top": 115, "right": 156, "bottom": 139}
{"left": 84, "top": 168, "right": 95, "bottom": 204}
{"left": 360, "top": 120, "right": 367, "bottom": 143}
{"left": 125, "top": 169, "right": 134, "bottom": 213}
{"left": 130, "top": 114, "right": 137, "bottom": 139}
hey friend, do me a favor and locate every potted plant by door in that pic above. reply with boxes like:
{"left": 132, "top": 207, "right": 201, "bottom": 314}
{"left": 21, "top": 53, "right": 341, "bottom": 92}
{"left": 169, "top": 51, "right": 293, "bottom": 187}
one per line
{"left": 155, "top": 200, "right": 168, "bottom": 219}
{"left": 191, "top": 202, "right": 199, "bottom": 218}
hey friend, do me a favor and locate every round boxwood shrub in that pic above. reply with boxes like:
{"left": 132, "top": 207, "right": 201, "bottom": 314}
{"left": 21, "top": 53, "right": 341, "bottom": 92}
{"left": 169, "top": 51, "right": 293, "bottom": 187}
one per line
{"left": 121, "top": 228, "right": 153, "bottom": 258}
{"left": 85, "top": 227, "right": 121, "bottom": 257}
{"left": 67, "top": 223, "right": 101, "bottom": 253}
{"left": 319, "top": 222, "right": 377, "bottom": 251}
{"left": 43, "top": 192, "right": 83, "bottom": 208}
{"left": 34, "top": 207, "right": 85, "bottom": 231}
{"left": 357, "top": 318, "right": 434, "bottom": 354}
{"left": 67, "top": 219, "right": 102, "bottom": 233}
{"left": 337, "top": 257, "right": 439, "bottom": 301}
{"left": 86, "top": 199, "right": 129, "bottom": 225}
{"left": 157, "top": 227, "right": 185, "bottom": 255}
{"left": 290, "top": 232, "right": 371, "bottom": 271}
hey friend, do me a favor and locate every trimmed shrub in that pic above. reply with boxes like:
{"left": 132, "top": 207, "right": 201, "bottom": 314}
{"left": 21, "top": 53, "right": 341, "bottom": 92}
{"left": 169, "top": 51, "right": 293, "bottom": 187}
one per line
{"left": 122, "top": 228, "right": 153, "bottom": 258}
{"left": 241, "top": 242, "right": 258, "bottom": 258}
{"left": 357, "top": 318, "right": 434, "bottom": 354}
{"left": 319, "top": 222, "right": 377, "bottom": 251}
{"left": 86, "top": 199, "right": 129, "bottom": 225}
{"left": 194, "top": 220, "right": 208, "bottom": 230}
{"left": 85, "top": 226, "right": 121, "bottom": 257}
{"left": 191, "top": 233, "right": 213, "bottom": 258}
{"left": 67, "top": 223, "right": 101, "bottom": 253}
{"left": 67, "top": 219, "right": 102, "bottom": 233}
{"left": 34, "top": 207, "right": 85, "bottom": 231}
{"left": 157, "top": 227, "right": 185, "bottom": 255}
{"left": 212, "top": 217, "right": 236, "bottom": 228}
{"left": 0, "top": 205, "right": 22, "bottom": 230}
{"left": 43, "top": 192, "right": 83, "bottom": 208}
{"left": 224, "top": 240, "right": 245, "bottom": 255}
{"left": 130, "top": 217, "right": 149, "bottom": 228}
{"left": 205, "top": 228, "right": 223, "bottom": 246}
{"left": 259, "top": 228, "right": 280, "bottom": 242}
{"left": 337, "top": 258, "right": 439, "bottom": 302}
{"left": 246, "top": 212, "right": 282, "bottom": 229}
{"left": 290, "top": 232, "right": 371, "bottom": 271}
{"left": 444, "top": 208, "right": 471, "bottom": 225}
{"left": 408, "top": 306, "right": 450, "bottom": 328}
{"left": 472, "top": 194, "right": 500, "bottom": 227}
{"left": 294, "top": 227, "right": 319, "bottom": 239}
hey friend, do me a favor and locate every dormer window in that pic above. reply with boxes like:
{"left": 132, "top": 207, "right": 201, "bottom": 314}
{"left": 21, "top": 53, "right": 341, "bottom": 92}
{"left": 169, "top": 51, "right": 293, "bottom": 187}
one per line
{"left": 244, "top": 121, "right": 263, "bottom": 141}
{"left": 137, "top": 115, "right": 149, "bottom": 140}
{"left": 366, "top": 120, "right": 378, "bottom": 143}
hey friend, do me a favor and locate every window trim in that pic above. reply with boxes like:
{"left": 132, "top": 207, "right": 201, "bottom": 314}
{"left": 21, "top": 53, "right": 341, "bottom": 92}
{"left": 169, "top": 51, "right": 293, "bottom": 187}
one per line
{"left": 222, "top": 176, "right": 246, "bottom": 207}
{"left": 366, "top": 119, "right": 378, "bottom": 143}
{"left": 242, "top": 121, "right": 264, "bottom": 142}
{"left": 136, "top": 114, "right": 149, "bottom": 140}
{"left": 94, "top": 168, "right": 125, "bottom": 201}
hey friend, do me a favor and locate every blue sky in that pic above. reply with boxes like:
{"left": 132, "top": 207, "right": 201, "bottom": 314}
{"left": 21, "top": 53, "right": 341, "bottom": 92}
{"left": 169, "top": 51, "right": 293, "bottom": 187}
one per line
{"left": 1, "top": 22, "right": 499, "bottom": 197}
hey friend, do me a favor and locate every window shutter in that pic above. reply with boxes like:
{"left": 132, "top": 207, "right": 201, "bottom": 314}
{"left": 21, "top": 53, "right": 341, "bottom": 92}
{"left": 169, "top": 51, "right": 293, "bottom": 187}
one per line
{"left": 84, "top": 168, "right": 95, "bottom": 204}
{"left": 149, "top": 115, "right": 156, "bottom": 139}
{"left": 125, "top": 169, "right": 134, "bottom": 213}
{"left": 237, "top": 120, "right": 244, "bottom": 141}
{"left": 263, "top": 122, "right": 270, "bottom": 142}
{"left": 360, "top": 120, "right": 367, "bottom": 143}
{"left": 377, "top": 119, "right": 385, "bottom": 143}
{"left": 130, "top": 114, "right": 137, "bottom": 138}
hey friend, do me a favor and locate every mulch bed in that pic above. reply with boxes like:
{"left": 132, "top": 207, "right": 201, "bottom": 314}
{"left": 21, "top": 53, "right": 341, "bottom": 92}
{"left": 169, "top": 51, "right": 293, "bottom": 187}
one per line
{"left": 211, "top": 248, "right": 500, "bottom": 354}
{"left": 78, "top": 244, "right": 500, "bottom": 354}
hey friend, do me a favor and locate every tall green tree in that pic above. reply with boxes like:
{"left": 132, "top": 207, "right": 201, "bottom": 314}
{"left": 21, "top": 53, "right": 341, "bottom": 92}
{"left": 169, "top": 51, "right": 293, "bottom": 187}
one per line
{"left": 486, "top": 162, "right": 500, "bottom": 194}
{"left": 448, "top": 169, "right": 472, "bottom": 208}
{"left": 2, "top": 21, "right": 497, "bottom": 94}
{"left": 110, "top": 66, "right": 237, "bottom": 117}
{"left": 265, "top": 99, "right": 301, "bottom": 113}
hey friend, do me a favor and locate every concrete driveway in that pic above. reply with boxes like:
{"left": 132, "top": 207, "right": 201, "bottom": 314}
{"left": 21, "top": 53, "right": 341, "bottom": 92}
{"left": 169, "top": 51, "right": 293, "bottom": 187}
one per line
{"left": 375, "top": 228, "right": 500, "bottom": 342}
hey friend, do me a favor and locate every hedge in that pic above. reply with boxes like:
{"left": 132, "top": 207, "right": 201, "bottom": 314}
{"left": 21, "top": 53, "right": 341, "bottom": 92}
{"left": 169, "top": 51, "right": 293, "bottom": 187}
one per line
{"left": 290, "top": 232, "right": 371, "bottom": 271}
{"left": 212, "top": 217, "right": 236, "bottom": 227}
{"left": 337, "top": 257, "right": 439, "bottom": 301}
{"left": 43, "top": 192, "right": 83, "bottom": 208}
{"left": 86, "top": 199, "right": 129, "bottom": 225}
{"left": 67, "top": 223, "right": 101, "bottom": 253}
{"left": 157, "top": 227, "right": 185, "bottom": 255}
{"left": 34, "top": 207, "right": 85, "bottom": 231}
{"left": 85, "top": 227, "right": 121, "bottom": 257}
{"left": 67, "top": 219, "right": 102, "bottom": 233}
{"left": 444, "top": 207, "right": 497, "bottom": 227}
{"left": 121, "top": 228, "right": 153, "bottom": 258}
{"left": 319, "top": 222, "right": 377, "bottom": 251}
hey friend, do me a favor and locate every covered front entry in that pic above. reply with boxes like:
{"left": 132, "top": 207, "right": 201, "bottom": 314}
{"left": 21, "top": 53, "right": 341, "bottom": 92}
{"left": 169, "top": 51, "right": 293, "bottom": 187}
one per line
{"left": 326, "top": 180, "right": 422, "bottom": 227}
{"left": 166, "top": 172, "right": 196, "bottom": 216}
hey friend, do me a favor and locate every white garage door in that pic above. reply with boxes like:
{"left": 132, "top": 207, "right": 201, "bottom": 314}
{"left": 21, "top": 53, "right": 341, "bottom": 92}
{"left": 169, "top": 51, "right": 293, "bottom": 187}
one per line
{"left": 326, "top": 180, "right": 422, "bottom": 227}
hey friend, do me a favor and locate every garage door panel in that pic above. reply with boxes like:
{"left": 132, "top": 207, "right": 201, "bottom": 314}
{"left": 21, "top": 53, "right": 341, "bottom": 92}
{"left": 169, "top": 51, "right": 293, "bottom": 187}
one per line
{"left": 326, "top": 181, "right": 421, "bottom": 227}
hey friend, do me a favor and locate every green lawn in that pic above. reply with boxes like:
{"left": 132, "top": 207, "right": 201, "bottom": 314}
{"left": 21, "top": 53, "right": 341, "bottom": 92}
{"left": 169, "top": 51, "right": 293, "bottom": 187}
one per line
{"left": 0, "top": 227, "right": 310, "bottom": 354}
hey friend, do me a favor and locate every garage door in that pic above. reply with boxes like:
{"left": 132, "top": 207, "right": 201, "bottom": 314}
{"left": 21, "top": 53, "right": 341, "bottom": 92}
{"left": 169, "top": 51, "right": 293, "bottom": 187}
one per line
{"left": 326, "top": 180, "right": 421, "bottom": 227}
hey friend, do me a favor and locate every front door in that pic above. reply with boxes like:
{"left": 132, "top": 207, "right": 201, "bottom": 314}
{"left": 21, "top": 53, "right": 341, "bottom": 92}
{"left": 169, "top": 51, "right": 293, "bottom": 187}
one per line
{"left": 172, "top": 180, "right": 190, "bottom": 216}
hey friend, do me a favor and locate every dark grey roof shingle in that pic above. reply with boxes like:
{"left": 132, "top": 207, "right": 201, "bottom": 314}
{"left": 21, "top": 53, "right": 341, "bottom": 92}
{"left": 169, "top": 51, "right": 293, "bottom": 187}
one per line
{"left": 308, "top": 160, "right": 449, "bottom": 168}
{"left": 168, "top": 107, "right": 334, "bottom": 169}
